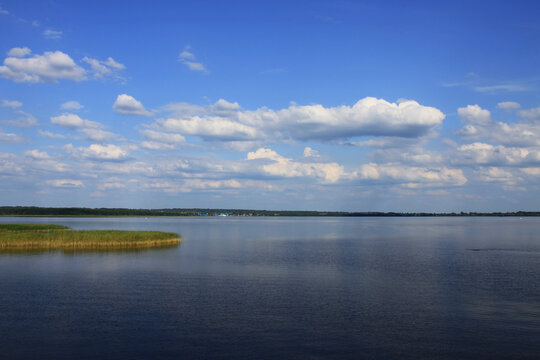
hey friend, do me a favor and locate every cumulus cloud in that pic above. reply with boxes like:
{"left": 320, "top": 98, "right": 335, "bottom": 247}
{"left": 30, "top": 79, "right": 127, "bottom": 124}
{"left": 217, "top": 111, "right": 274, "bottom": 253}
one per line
{"left": 82, "top": 56, "right": 125, "bottom": 79}
{"left": 51, "top": 113, "right": 99, "bottom": 129}
{"left": 61, "top": 101, "right": 83, "bottom": 110}
{"left": 456, "top": 104, "right": 540, "bottom": 147}
{"left": 50, "top": 113, "right": 119, "bottom": 142}
{"left": 371, "top": 148, "right": 444, "bottom": 165}
{"left": 453, "top": 143, "right": 540, "bottom": 166}
{"left": 355, "top": 163, "right": 467, "bottom": 187}
{"left": 247, "top": 148, "right": 345, "bottom": 183}
{"left": 140, "top": 129, "right": 185, "bottom": 150}
{"left": 303, "top": 147, "right": 320, "bottom": 158}
{"left": 458, "top": 104, "right": 491, "bottom": 125}
{"left": 6, "top": 47, "right": 31, "bottom": 57}
{"left": 24, "top": 149, "right": 51, "bottom": 160}
{"left": 43, "top": 29, "right": 62, "bottom": 39}
{"left": 113, "top": 94, "right": 152, "bottom": 116}
{"left": 0, "top": 49, "right": 86, "bottom": 83}
{"left": 156, "top": 97, "right": 444, "bottom": 146}
{"left": 178, "top": 46, "right": 207, "bottom": 73}
{"left": 474, "top": 167, "right": 519, "bottom": 185}
{"left": 65, "top": 143, "right": 130, "bottom": 161}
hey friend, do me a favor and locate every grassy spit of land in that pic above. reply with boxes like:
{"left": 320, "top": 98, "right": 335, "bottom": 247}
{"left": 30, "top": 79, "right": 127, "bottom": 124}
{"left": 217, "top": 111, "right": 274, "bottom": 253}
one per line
{"left": 0, "top": 223, "right": 180, "bottom": 251}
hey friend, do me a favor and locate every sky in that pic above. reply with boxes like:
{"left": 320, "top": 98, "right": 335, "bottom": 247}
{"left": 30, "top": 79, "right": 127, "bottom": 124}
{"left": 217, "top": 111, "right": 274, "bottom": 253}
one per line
{"left": 1, "top": 0, "right": 540, "bottom": 212}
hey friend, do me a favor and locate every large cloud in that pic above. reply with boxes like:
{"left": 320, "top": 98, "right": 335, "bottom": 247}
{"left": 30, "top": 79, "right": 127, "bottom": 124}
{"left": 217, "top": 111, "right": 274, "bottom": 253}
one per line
{"left": 0, "top": 49, "right": 86, "bottom": 83}
{"left": 456, "top": 104, "right": 540, "bottom": 147}
{"left": 155, "top": 97, "right": 444, "bottom": 146}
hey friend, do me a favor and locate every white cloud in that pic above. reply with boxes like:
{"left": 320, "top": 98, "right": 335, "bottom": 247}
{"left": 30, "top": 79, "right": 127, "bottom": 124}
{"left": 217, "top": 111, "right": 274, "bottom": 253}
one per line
{"left": 458, "top": 104, "right": 491, "bottom": 125}
{"left": 43, "top": 29, "right": 62, "bottom": 39}
{"left": 50, "top": 114, "right": 119, "bottom": 142}
{"left": 65, "top": 143, "right": 130, "bottom": 161}
{"left": 0, "top": 130, "right": 24, "bottom": 143}
{"left": 474, "top": 167, "right": 519, "bottom": 185}
{"left": 156, "top": 97, "right": 444, "bottom": 146}
{"left": 0, "top": 154, "right": 23, "bottom": 175}
{"left": 356, "top": 163, "right": 467, "bottom": 187}
{"left": 51, "top": 113, "right": 98, "bottom": 129}
{"left": 113, "top": 94, "right": 152, "bottom": 116}
{"left": 38, "top": 130, "right": 66, "bottom": 139}
{"left": 457, "top": 104, "right": 540, "bottom": 147}
{"left": 179, "top": 50, "right": 195, "bottom": 60}
{"left": 474, "top": 84, "right": 528, "bottom": 93}
{"left": 178, "top": 46, "right": 207, "bottom": 73}
{"left": 82, "top": 56, "right": 125, "bottom": 79}
{"left": 2, "top": 110, "right": 38, "bottom": 127}
{"left": 98, "top": 180, "right": 126, "bottom": 191}
{"left": 473, "top": 83, "right": 529, "bottom": 93}
{"left": 7, "top": 47, "right": 31, "bottom": 57}
{"left": 24, "top": 149, "right": 50, "bottom": 160}
{"left": 1, "top": 99, "right": 22, "bottom": 108}
{"left": 518, "top": 105, "right": 540, "bottom": 120}
{"left": 453, "top": 142, "right": 539, "bottom": 166}
{"left": 61, "top": 101, "right": 83, "bottom": 110}
{"left": 303, "top": 147, "right": 320, "bottom": 158}
{"left": 80, "top": 128, "right": 119, "bottom": 142}
{"left": 0, "top": 49, "right": 86, "bottom": 83}
{"left": 497, "top": 101, "right": 521, "bottom": 110}
{"left": 520, "top": 168, "right": 540, "bottom": 176}
{"left": 183, "top": 179, "right": 242, "bottom": 190}
{"left": 372, "top": 148, "right": 444, "bottom": 165}
{"left": 46, "top": 179, "right": 84, "bottom": 188}
{"left": 140, "top": 129, "right": 185, "bottom": 150}
{"left": 247, "top": 148, "right": 345, "bottom": 183}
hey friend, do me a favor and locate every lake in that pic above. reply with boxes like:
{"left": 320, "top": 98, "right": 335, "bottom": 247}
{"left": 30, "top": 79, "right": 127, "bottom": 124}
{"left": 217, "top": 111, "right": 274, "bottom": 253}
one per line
{"left": 0, "top": 216, "right": 539, "bottom": 359}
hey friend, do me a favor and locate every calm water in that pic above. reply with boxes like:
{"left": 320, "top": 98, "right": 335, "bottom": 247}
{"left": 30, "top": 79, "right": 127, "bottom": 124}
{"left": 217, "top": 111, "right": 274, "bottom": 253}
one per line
{"left": 0, "top": 217, "right": 539, "bottom": 359}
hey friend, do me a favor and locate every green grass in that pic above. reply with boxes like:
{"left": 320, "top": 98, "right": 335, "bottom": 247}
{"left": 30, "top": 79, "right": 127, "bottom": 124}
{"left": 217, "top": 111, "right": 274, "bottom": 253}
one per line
{"left": 0, "top": 223, "right": 180, "bottom": 251}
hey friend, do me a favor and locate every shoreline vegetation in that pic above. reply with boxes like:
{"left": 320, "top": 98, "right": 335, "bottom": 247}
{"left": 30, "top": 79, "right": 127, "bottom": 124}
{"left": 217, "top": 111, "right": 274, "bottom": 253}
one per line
{"left": 0, "top": 223, "right": 181, "bottom": 251}
{"left": 0, "top": 206, "right": 538, "bottom": 217}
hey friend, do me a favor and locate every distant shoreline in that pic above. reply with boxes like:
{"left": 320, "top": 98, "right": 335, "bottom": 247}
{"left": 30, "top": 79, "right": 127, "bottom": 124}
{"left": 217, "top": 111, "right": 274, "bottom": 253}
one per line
{"left": 0, "top": 207, "right": 538, "bottom": 217}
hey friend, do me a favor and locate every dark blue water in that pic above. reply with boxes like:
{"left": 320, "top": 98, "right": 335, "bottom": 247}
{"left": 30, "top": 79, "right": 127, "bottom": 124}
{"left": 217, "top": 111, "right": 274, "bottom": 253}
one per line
{"left": 0, "top": 217, "right": 539, "bottom": 359}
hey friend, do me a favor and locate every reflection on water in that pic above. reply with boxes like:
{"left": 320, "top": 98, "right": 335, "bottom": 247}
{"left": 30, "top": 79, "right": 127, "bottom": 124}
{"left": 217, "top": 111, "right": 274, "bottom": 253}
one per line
{"left": 0, "top": 242, "right": 180, "bottom": 255}
{"left": 0, "top": 216, "right": 539, "bottom": 359}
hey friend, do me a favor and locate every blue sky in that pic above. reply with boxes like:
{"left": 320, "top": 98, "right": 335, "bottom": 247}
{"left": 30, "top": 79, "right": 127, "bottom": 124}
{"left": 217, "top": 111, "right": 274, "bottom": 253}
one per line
{"left": 1, "top": 0, "right": 540, "bottom": 211}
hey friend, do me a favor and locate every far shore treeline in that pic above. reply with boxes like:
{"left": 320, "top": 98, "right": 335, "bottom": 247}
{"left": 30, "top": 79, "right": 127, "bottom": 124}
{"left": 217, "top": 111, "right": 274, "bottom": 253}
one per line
{"left": 0, "top": 207, "right": 538, "bottom": 217}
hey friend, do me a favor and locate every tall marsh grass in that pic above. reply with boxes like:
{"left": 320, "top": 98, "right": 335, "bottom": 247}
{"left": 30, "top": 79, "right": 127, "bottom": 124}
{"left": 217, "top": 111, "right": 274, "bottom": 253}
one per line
{"left": 0, "top": 224, "right": 180, "bottom": 251}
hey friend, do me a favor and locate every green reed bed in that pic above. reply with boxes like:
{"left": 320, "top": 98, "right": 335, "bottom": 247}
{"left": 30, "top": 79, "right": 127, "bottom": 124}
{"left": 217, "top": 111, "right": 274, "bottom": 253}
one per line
{"left": 0, "top": 224, "right": 180, "bottom": 250}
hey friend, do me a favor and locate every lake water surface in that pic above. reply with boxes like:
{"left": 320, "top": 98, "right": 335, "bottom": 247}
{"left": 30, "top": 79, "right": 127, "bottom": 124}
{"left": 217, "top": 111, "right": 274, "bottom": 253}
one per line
{"left": 0, "top": 216, "right": 539, "bottom": 359}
